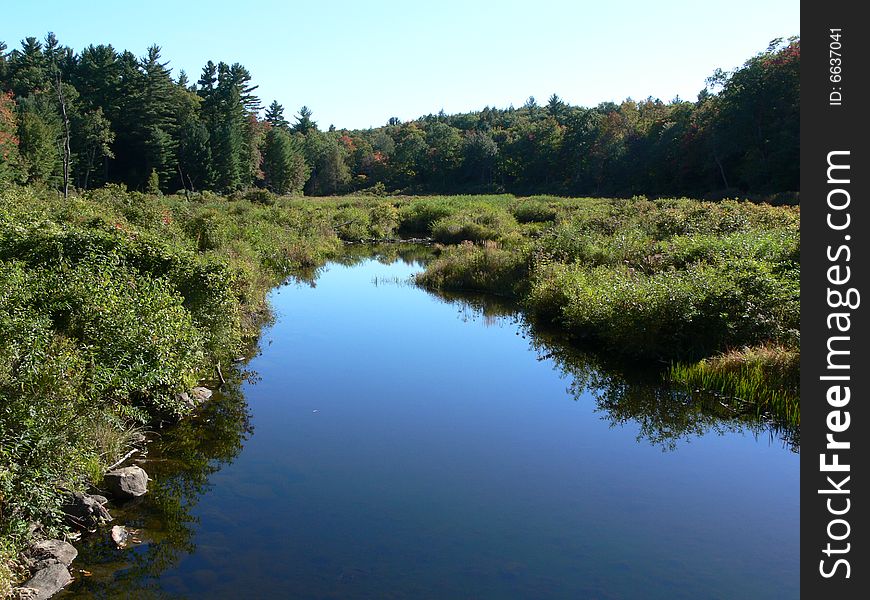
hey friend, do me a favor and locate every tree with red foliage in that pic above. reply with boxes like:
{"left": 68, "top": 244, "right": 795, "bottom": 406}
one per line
{"left": 0, "top": 91, "right": 24, "bottom": 184}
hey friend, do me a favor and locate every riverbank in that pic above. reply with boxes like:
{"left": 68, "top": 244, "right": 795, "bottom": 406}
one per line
{"left": 0, "top": 185, "right": 344, "bottom": 594}
{"left": 0, "top": 187, "right": 799, "bottom": 594}
{"left": 414, "top": 196, "right": 800, "bottom": 423}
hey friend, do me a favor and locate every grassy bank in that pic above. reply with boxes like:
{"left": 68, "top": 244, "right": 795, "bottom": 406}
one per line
{"left": 413, "top": 195, "right": 800, "bottom": 422}
{"left": 0, "top": 185, "right": 347, "bottom": 592}
{"left": 0, "top": 188, "right": 798, "bottom": 592}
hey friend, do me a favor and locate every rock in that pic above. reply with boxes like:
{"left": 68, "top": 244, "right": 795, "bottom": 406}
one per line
{"left": 191, "top": 386, "right": 213, "bottom": 403}
{"left": 89, "top": 494, "right": 109, "bottom": 506}
{"left": 28, "top": 539, "right": 77, "bottom": 567}
{"left": 176, "top": 387, "right": 212, "bottom": 409}
{"left": 18, "top": 563, "right": 72, "bottom": 600}
{"left": 61, "top": 492, "right": 112, "bottom": 530}
{"left": 110, "top": 525, "right": 128, "bottom": 548}
{"left": 104, "top": 465, "right": 148, "bottom": 499}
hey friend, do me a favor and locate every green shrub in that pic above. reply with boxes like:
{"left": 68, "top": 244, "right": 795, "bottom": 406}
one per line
{"left": 510, "top": 199, "right": 558, "bottom": 223}
{"left": 417, "top": 241, "right": 528, "bottom": 294}
{"left": 397, "top": 199, "right": 455, "bottom": 236}
{"left": 431, "top": 206, "right": 519, "bottom": 244}
{"left": 369, "top": 201, "right": 399, "bottom": 238}
{"left": 244, "top": 188, "right": 277, "bottom": 205}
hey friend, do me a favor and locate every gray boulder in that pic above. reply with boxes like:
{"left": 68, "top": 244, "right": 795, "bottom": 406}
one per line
{"left": 104, "top": 466, "right": 148, "bottom": 499}
{"left": 176, "top": 386, "right": 212, "bottom": 409}
{"left": 191, "top": 386, "right": 213, "bottom": 403}
{"left": 61, "top": 492, "right": 111, "bottom": 530}
{"left": 18, "top": 563, "right": 72, "bottom": 600}
{"left": 28, "top": 539, "right": 77, "bottom": 569}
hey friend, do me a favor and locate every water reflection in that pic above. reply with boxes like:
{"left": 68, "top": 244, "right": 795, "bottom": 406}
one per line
{"left": 429, "top": 289, "right": 799, "bottom": 453}
{"left": 65, "top": 382, "right": 252, "bottom": 598}
{"left": 65, "top": 247, "right": 798, "bottom": 598}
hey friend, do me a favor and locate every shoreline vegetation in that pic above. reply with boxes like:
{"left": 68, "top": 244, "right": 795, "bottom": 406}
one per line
{"left": 1, "top": 188, "right": 798, "bottom": 593}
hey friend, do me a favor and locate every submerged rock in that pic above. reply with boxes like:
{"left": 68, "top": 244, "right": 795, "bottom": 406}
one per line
{"left": 17, "top": 563, "right": 72, "bottom": 600}
{"left": 61, "top": 492, "right": 111, "bottom": 530}
{"left": 104, "top": 466, "right": 148, "bottom": 499}
{"left": 110, "top": 525, "right": 129, "bottom": 548}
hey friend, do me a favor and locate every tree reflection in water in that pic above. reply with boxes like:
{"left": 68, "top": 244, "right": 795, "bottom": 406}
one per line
{"left": 67, "top": 379, "right": 253, "bottom": 598}
{"left": 431, "top": 288, "right": 799, "bottom": 454}
{"left": 66, "top": 252, "right": 798, "bottom": 597}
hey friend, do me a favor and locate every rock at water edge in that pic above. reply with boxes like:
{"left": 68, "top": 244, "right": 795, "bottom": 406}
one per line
{"left": 19, "top": 563, "right": 72, "bottom": 600}
{"left": 104, "top": 466, "right": 148, "bottom": 499}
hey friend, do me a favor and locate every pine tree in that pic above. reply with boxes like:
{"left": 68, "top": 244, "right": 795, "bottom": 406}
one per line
{"left": 212, "top": 121, "right": 242, "bottom": 192}
{"left": 17, "top": 94, "right": 61, "bottom": 184}
{"left": 146, "top": 167, "right": 160, "bottom": 194}
{"left": 139, "top": 45, "right": 177, "bottom": 188}
{"left": 178, "top": 119, "right": 214, "bottom": 191}
{"left": 8, "top": 37, "right": 49, "bottom": 97}
{"left": 293, "top": 106, "right": 316, "bottom": 135}
{"left": 75, "top": 107, "right": 114, "bottom": 189}
{"left": 262, "top": 126, "right": 308, "bottom": 194}
{"left": 265, "top": 100, "right": 289, "bottom": 130}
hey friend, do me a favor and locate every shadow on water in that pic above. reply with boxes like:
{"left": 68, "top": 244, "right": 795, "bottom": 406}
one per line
{"left": 429, "top": 288, "right": 799, "bottom": 454}
{"left": 63, "top": 381, "right": 253, "bottom": 599}
{"left": 63, "top": 244, "right": 797, "bottom": 597}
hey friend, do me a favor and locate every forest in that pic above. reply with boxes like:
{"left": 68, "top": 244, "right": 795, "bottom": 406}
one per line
{"left": 1, "top": 34, "right": 799, "bottom": 199}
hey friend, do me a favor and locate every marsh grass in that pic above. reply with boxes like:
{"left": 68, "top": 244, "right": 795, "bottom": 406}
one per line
{"left": 671, "top": 345, "right": 800, "bottom": 424}
{"left": 413, "top": 196, "right": 800, "bottom": 422}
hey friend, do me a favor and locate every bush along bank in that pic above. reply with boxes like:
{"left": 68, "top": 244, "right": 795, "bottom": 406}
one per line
{"left": 414, "top": 196, "right": 800, "bottom": 425}
{"left": 0, "top": 185, "right": 348, "bottom": 595}
{"left": 1, "top": 188, "right": 800, "bottom": 593}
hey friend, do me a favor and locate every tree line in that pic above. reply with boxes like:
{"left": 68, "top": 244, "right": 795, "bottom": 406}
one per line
{"left": 0, "top": 34, "right": 799, "bottom": 197}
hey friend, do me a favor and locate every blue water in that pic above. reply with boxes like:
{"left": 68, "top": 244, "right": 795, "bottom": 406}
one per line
{"left": 68, "top": 254, "right": 799, "bottom": 599}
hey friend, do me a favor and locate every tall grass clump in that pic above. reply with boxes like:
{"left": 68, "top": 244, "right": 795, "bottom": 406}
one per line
{"left": 671, "top": 345, "right": 800, "bottom": 424}
{"left": 416, "top": 241, "right": 529, "bottom": 295}
{"left": 431, "top": 205, "right": 520, "bottom": 244}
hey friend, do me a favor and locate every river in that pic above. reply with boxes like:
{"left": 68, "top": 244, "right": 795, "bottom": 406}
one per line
{"left": 65, "top": 247, "right": 799, "bottom": 599}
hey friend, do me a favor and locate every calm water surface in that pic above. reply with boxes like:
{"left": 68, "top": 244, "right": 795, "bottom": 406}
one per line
{"left": 67, "top": 249, "right": 799, "bottom": 599}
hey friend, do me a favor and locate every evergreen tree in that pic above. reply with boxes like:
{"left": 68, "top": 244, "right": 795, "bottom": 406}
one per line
{"left": 293, "top": 106, "right": 316, "bottom": 135}
{"left": 74, "top": 107, "right": 114, "bottom": 189}
{"left": 8, "top": 37, "right": 49, "bottom": 97}
{"left": 74, "top": 44, "right": 120, "bottom": 118}
{"left": 17, "top": 94, "right": 61, "bottom": 184}
{"left": 178, "top": 119, "right": 214, "bottom": 191}
{"left": 265, "top": 100, "right": 289, "bottom": 130}
{"left": 262, "top": 126, "right": 308, "bottom": 194}
{"left": 546, "top": 93, "right": 566, "bottom": 121}
{"left": 139, "top": 45, "right": 177, "bottom": 189}
{"left": 212, "top": 121, "right": 242, "bottom": 192}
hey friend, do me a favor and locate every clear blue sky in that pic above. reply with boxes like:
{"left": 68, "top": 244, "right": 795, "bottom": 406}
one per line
{"left": 5, "top": 0, "right": 799, "bottom": 130}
